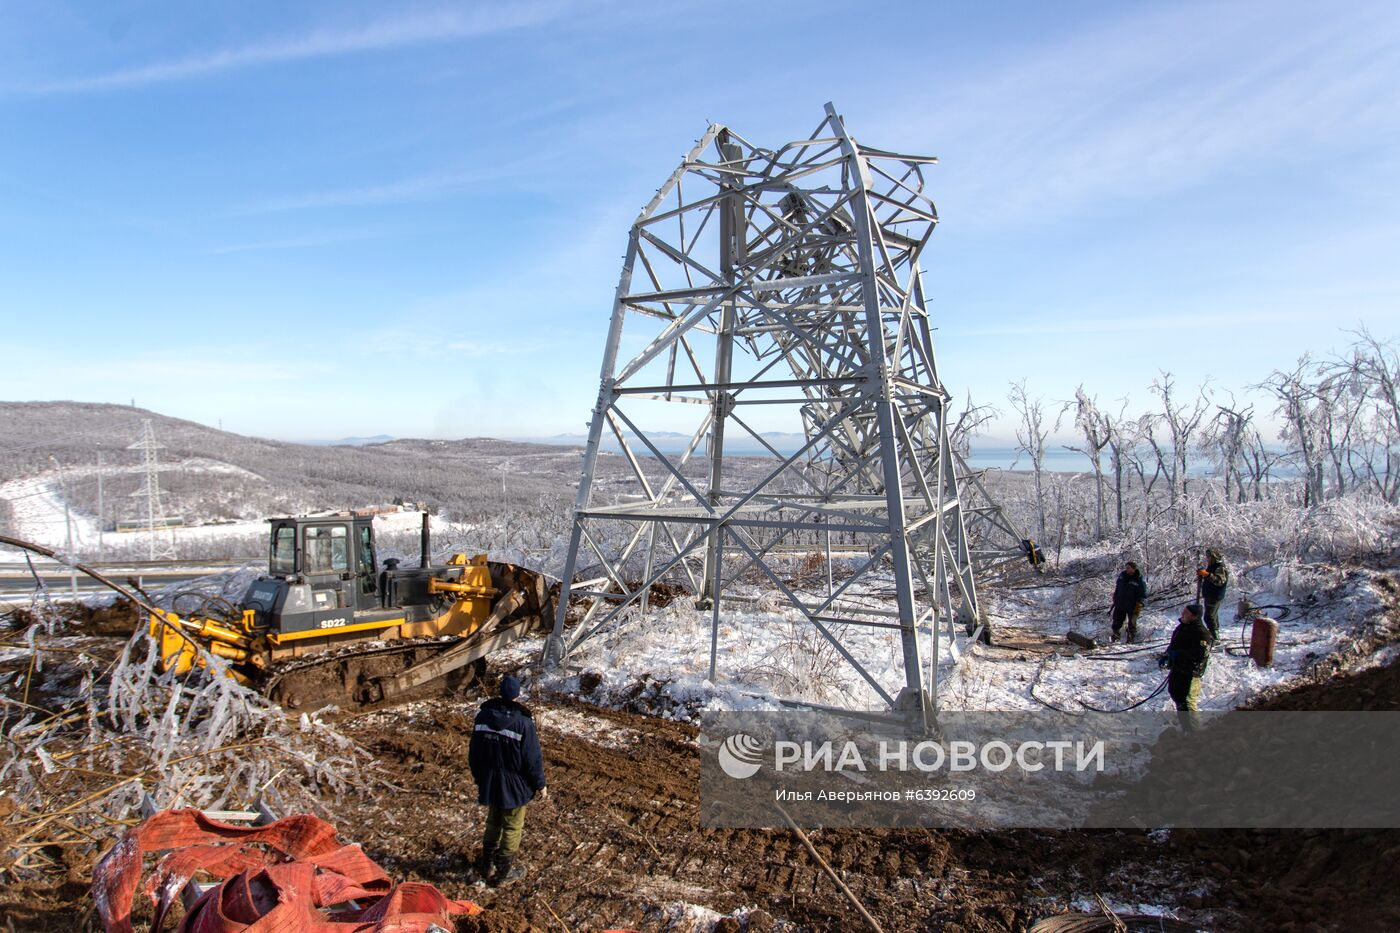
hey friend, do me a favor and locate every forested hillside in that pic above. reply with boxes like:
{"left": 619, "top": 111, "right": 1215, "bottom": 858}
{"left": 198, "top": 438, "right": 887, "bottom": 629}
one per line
{"left": 0, "top": 401, "right": 592, "bottom": 528}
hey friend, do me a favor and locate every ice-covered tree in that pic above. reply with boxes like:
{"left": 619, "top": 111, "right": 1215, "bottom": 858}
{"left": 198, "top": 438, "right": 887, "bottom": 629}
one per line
{"left": 1061, "top": 386, "right": 1112, "bottom": 541}
{"left": 1008, "top": 379, "right": 1049, "bottom": 543}
{"left": 1149, "top": 371, "right": 1210, "bottom": 507}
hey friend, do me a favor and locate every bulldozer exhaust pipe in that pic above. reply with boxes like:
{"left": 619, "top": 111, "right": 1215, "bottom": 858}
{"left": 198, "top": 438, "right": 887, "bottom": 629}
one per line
{"left": 420, "top": 511, "right": 431, "bottom": 569}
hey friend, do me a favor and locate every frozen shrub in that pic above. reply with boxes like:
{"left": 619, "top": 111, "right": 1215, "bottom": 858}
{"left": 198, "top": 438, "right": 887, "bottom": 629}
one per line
{"left": 0, "top": 618, "right": 371, "bottom": 879}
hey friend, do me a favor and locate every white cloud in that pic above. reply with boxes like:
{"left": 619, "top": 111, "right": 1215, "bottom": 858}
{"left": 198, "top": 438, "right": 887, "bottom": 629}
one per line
{"left": 942, "top": 307, "right": 1315, "bottom": 339}
{"left": 236, "top": 170, "right": 497, "bottom": 214}
{"left": 200, "top": 229, "right": 402, "bottom": 254}
{"left": 24, "top": 2, "right": 569, "bottom": 94}
{"left": 880, "top": 0, "right": 1400, "bottom": 230}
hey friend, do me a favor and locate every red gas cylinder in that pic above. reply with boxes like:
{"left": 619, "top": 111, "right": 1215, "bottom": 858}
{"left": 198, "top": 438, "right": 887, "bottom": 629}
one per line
{"left": 1249, "top": 615, "right": 1278, "bottom": 667}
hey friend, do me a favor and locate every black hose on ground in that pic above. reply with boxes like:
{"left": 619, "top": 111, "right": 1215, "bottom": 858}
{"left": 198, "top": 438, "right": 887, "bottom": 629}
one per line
{"left": 1027, "top": 659, "right": 1075, "bottom": 713}
{"left": 1076, "top": 675, "right": 1171, "bottom": 713}
{"left": 1028, "top": 657, "right": 1172, "bottom": 713}
{"left": 1081, "top": 640, "right": 1169, "bottom": 658}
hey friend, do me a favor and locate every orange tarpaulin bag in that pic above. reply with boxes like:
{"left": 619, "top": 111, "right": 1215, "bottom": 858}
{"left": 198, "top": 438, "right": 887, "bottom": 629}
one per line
{"left": 92, "top": 809, "right": 480, "bottom": 933}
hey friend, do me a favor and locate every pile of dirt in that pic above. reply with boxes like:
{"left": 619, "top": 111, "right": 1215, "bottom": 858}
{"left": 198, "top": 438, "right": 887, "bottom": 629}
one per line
{"left": 0, "top": 633, "right": 122, "bottom": 716}
{"left": 1, "top": 598, "right": 140, "bottom": 635}
{"left": 1251, "top": 651, "right": 1400, "bottom": 710}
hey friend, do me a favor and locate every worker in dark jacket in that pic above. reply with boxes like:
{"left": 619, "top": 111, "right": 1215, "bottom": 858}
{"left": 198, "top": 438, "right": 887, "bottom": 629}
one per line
{"left": 1109, "top": 561, "right": 1148, "bottom": 643}
{"left": 1196, "top": 548, "right": 1230, "bottom": 642}
{"left": 468, "top": 674, "right": 546, "bottom": 884}
{"left": 1159, "top": 603, "right": 1211, "bottom": 731}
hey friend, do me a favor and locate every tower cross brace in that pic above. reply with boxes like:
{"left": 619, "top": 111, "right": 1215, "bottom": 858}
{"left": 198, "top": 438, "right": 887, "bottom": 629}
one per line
{"left": 545, "top": 104, "right": 1026, "bottom": 727}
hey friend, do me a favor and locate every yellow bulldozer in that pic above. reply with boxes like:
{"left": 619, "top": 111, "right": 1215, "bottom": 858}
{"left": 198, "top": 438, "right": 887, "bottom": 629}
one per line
{"left": 148, "top": 512, "right": 552, "bottom": 708}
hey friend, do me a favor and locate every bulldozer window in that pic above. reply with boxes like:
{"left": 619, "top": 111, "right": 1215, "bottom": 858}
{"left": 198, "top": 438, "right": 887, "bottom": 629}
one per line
{"left": 358, "top": 525, "right": 376, "bottom": 594}
{"left": 304, "top": 525, "right": 349, "bottom": 574}
{"left": 271, "top": 525, "right": 296, "bottom": 575}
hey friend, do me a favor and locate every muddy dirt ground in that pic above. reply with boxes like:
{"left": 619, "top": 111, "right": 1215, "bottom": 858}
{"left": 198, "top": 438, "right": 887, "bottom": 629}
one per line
{"left": 336, "top": 694, "right": 1170, "bottom": 931}
{"left": 5, "top": 584, "right": 1400, "bottom": 932}
{"left": 326, "top": 666, "right": 1400, "bottom": 933}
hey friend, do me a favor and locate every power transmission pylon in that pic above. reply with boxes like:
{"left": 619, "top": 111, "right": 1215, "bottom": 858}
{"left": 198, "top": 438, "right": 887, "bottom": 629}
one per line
{"left": 544, "top": 104, "right": 1028, "bottom": 727}
{"left": 127, "top": 419, "right": 177, "bottom": 560}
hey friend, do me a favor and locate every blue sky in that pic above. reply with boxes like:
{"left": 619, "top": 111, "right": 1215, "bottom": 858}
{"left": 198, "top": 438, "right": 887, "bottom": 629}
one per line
{"left": 1, "top": 0, "right": 1397, "bottom": 444}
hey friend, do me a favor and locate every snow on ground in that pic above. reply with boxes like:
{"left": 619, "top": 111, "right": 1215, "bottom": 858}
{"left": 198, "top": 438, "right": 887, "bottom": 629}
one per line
{"left": 0, "top": 461, "right": 269, "bottom": 558}
{"left": 0, "top": 480, "right": 458, "bottom": 564}
{"left": 536, "top": 581, "right": 936, "bottom": 716}
{"left": 646, "top": 903, "right": 794, "bottom": 933}
{"left": 1067, "top": 895, "right": 1200, "bottom": 921}
{"left": 955, "top": 560, "right": 1387, "bottom": 714}
{"left": 533, "top": 706, "right": 643, "bottom": 750}
{"left": 536, "top": 559, "right": 1393, "bottom": 717}
{"left": 0, "top": 473, "right": 102, "bottom": 552}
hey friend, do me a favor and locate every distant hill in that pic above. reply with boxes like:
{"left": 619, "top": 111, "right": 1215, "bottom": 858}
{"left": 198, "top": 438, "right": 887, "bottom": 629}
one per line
{"left": 303, "top": 434, "right": 396, "bottom": 447}
{"left": 0, "top": 401, "right": 600, "bottom": 530}
{"left": 523, "top": 430, "right": 810, "bottom": 456}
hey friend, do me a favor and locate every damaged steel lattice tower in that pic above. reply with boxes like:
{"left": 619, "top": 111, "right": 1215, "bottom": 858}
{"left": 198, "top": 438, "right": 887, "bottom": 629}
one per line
{"left": 545, "top": 104, "right": 1024, "bottom": 727}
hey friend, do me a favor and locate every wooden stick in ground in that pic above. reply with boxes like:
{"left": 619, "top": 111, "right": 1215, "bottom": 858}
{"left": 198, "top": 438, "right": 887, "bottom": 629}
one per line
{"left": 1094, "top": 893, "right": 1129, "bottom": 933}
{"left": 534, "top": 895, "right": 572, "bottom": 933}
{"left": 20, "top": 650, "right": 37, "bottom": 708}
{"left": 774, "top": 803, "right": 885, "bottom": 933}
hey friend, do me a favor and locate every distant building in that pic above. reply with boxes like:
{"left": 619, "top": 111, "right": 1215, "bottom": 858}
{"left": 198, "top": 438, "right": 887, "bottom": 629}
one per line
{"left": 115, "top": 516, "right": 185, "bottom": 533}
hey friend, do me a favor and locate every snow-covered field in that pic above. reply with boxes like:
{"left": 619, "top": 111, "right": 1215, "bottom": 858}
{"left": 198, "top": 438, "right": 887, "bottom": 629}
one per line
{"left": 949, "top": 560, "right": 1389, "bottom": 713}
{"left": 530, "top": 557, "right": 1393, "bottom": 717}
{"left": 0, "top": 471, "right": 453, "bottom": 562}
{"left": 0, "top": 460, "right": 268, "bottom": 558}
{"left": 0, "top": 472, "right": 104, "bottom": 552}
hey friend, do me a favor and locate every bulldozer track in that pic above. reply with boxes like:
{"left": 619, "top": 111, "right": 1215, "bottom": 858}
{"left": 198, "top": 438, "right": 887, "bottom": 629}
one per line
{"left": 260, "top": 615, "right": 543, "bottom": 711}
{"left": 261, "top": 638, "right": 477, "bottom": 712}
{"left": 261, "top": 639, "right": 445, "bottom": 693}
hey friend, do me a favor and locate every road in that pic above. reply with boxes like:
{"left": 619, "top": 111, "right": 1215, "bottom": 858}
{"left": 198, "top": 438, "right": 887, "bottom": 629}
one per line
{"left": 0, "top": 559, "right": 249, "bottom": 602}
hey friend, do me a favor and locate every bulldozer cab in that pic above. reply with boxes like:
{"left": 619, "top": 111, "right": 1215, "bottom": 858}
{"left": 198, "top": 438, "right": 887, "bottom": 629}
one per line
{"left": 267, "top": 515, "right": 379, "bottom": 613}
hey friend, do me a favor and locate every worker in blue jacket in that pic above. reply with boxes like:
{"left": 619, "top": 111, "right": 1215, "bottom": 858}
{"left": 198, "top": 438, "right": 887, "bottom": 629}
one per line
{"left": 468, "top": 674, "right": 547, "bottom": 884}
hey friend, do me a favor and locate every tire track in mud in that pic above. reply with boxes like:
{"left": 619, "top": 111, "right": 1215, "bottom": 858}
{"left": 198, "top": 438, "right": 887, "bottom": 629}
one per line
{"left": 336, "top": 696, "right": 1047, "bottom": 932}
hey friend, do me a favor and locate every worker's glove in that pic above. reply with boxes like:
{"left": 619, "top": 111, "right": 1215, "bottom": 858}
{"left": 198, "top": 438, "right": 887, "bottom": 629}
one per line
{"left": 536, "top": 787, "right": 548, "bottom": 801}
{"left": 1134, "top": 602, "right": 1144, "bottom": 613}
{"left": 1196, "top": 569, "right": 1209, "bottom": 579}
{"left": 1157, "top": 654, "right": 1170, "bottom": 670}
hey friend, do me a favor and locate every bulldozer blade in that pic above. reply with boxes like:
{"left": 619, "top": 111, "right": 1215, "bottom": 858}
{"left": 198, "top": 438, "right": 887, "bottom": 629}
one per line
{"left": 377, "top": 589, "right": 526, "bottom": 702}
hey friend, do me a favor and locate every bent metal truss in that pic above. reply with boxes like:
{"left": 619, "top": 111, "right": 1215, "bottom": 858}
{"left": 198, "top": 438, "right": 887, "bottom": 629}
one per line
{"left": 544, "top": 104, "right": 1024, "bottom": 726}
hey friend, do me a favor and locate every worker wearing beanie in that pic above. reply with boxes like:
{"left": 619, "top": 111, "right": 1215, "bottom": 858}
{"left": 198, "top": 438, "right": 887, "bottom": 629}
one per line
{"left": 1159, "top": 603, "right": 1211, "bottom": 732}
{"left": 467, "top": 673, "right": 547, "bottom": 884}
{"left": 1109, "top": 560, "right": 1148, "bottom": 643}
{"left": 1196, "top": 548, "right": 1230, "bottom": 642}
